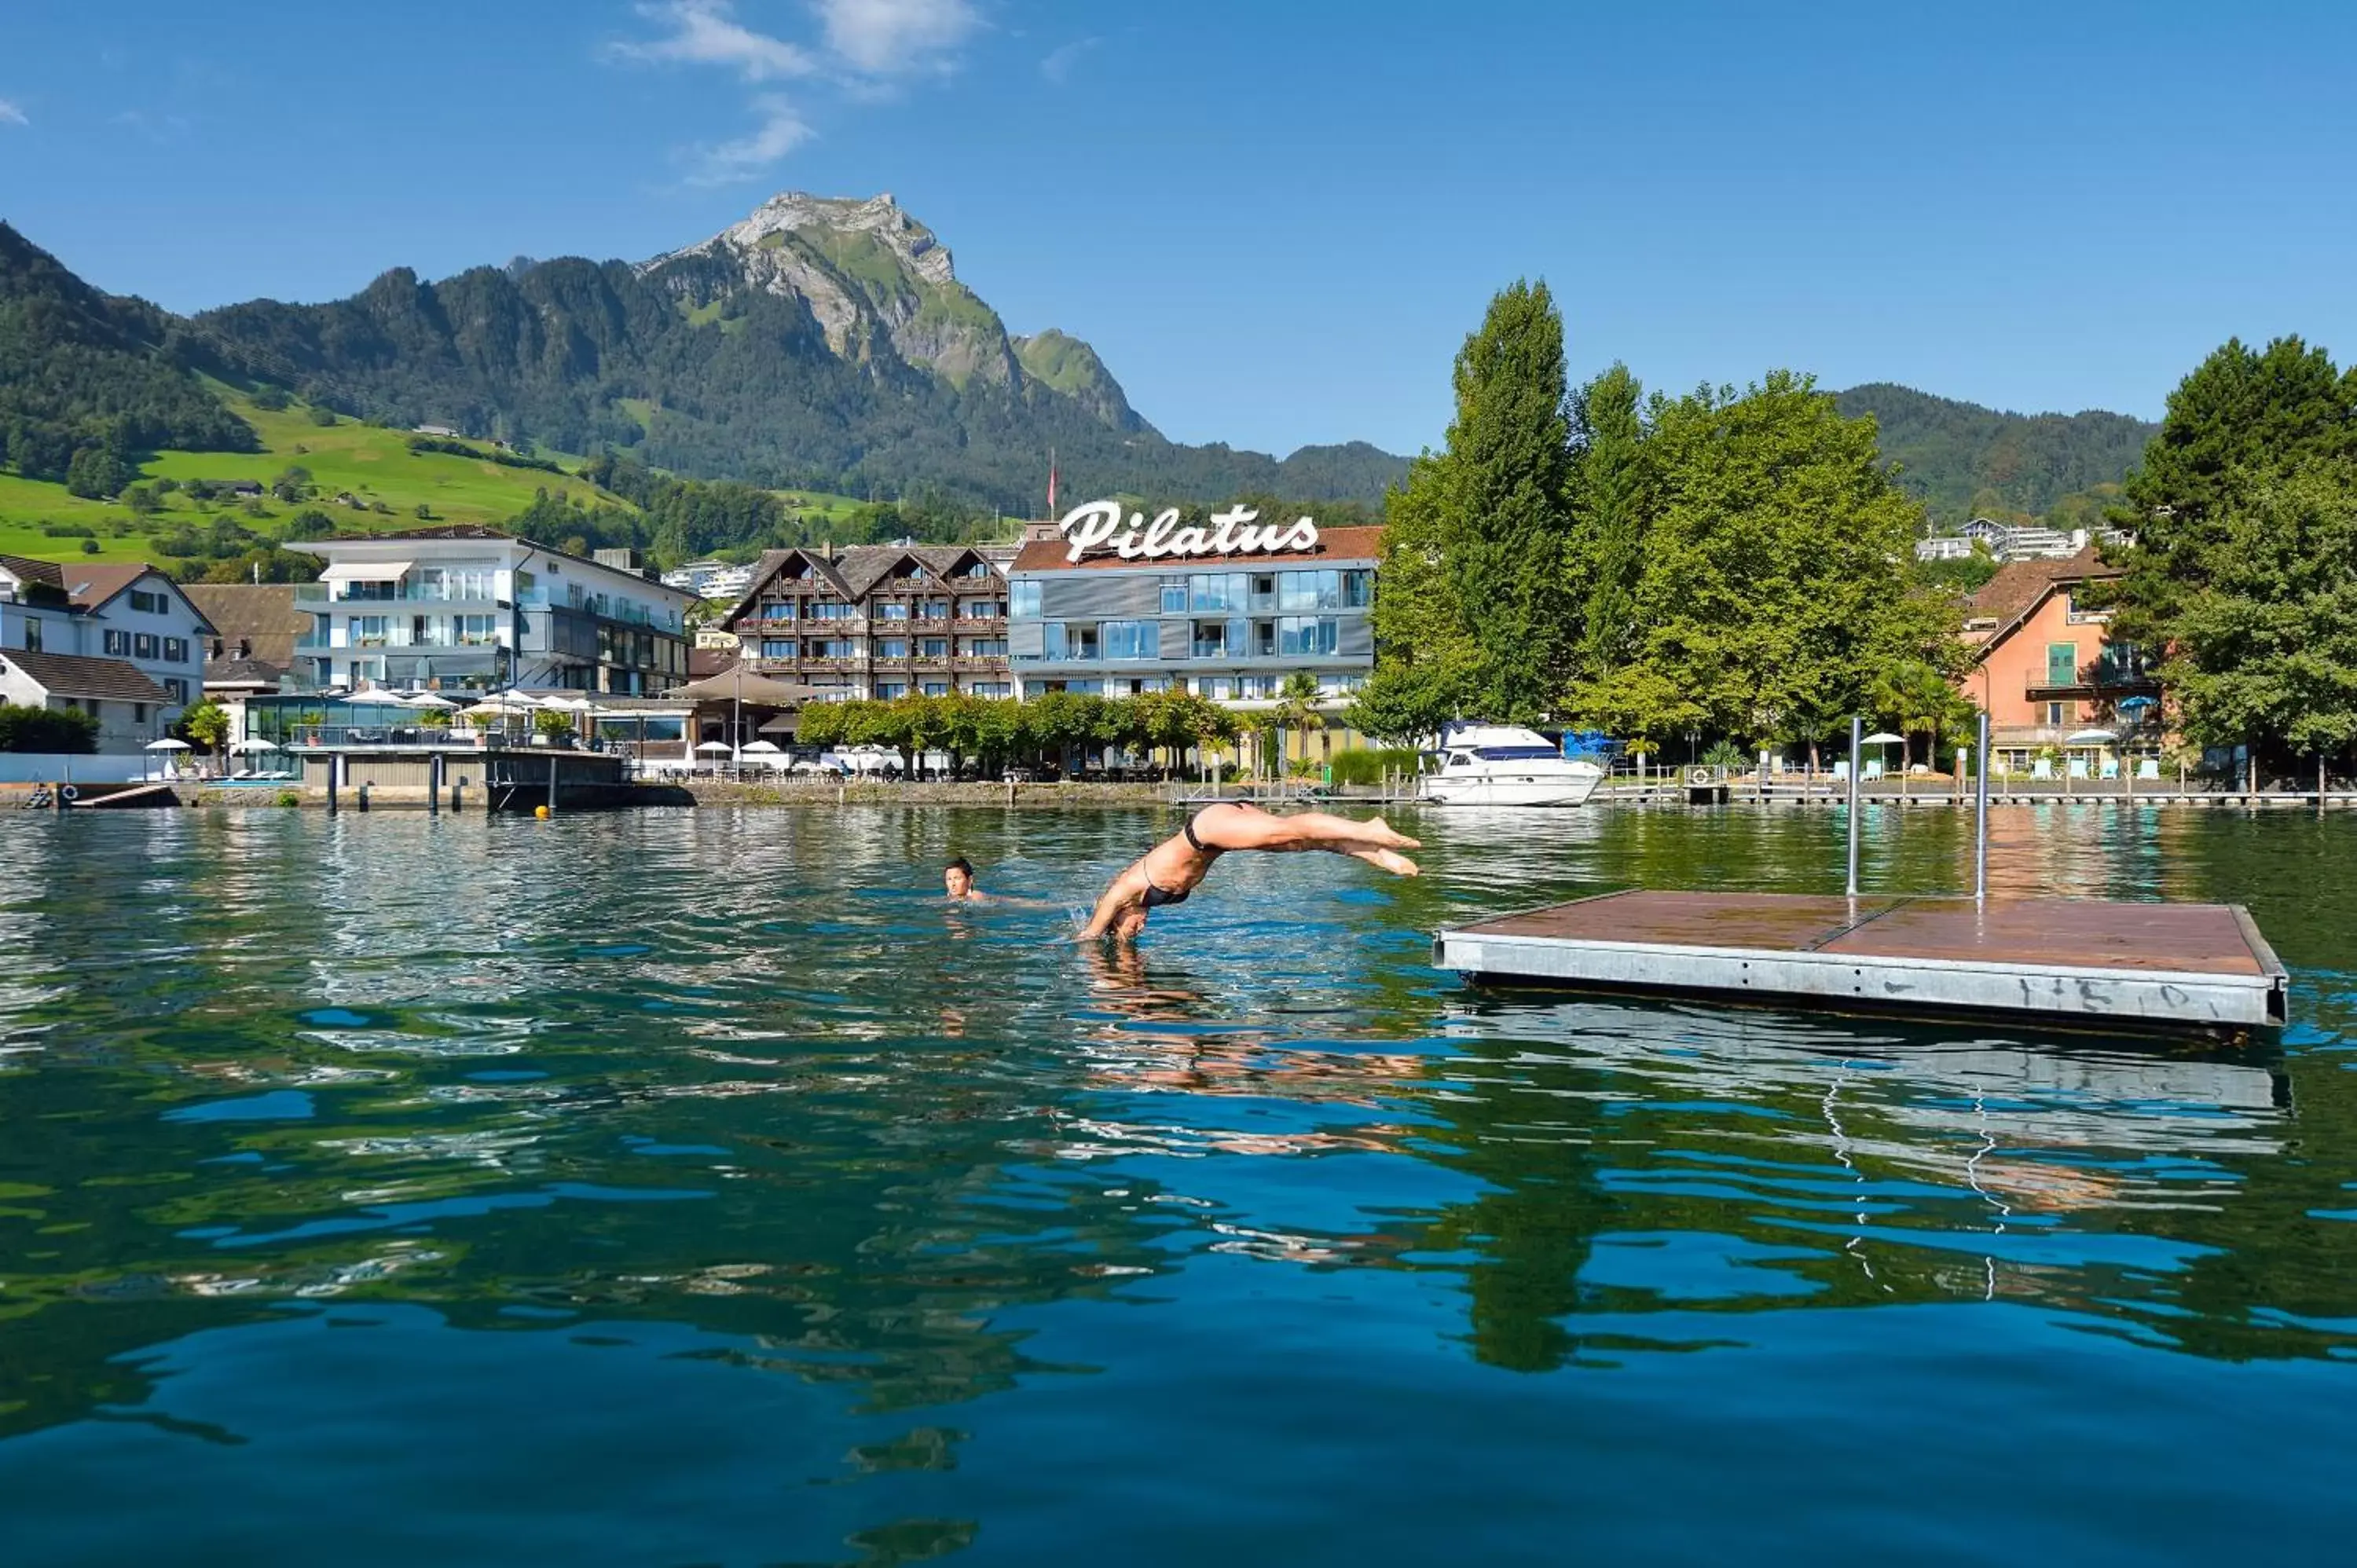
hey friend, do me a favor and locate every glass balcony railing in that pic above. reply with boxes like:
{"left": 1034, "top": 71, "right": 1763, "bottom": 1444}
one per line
{"left": 293, "top": 584, "right": 504, "bottom": 605}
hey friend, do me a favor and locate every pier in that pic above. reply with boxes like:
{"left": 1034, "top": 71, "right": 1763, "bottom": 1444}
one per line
{"left": 1432, "top": 714, "right": 2293, "bottom": 1034}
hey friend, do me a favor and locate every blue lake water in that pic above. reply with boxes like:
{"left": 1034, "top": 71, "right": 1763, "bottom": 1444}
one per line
{"left": 1, "top": 803, "right": 2353, "bottom": 1565}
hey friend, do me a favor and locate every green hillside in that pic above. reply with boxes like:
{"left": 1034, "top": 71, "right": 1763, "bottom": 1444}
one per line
{"left": 0, "top": 390, "right": 637, "bottom": 567}
{"left": 1835, "top": 383, "right": 2154, "bottom": 528}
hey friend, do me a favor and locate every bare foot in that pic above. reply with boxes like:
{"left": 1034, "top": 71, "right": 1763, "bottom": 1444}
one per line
{"left": 1365, "top": 816, "right": 1422, "bottom": 850}
{"left": 1362, "top": 848, "right": 1420, "bottom": 877}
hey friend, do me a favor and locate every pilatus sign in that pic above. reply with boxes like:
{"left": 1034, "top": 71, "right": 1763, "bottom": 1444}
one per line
{"left": 1055, "top": 500, "right": 1320, "bottom": 564}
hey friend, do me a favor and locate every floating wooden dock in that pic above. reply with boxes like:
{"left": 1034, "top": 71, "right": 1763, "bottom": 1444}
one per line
{"left": 1435, "top": 890, "right": 2288, "bottom": 1032}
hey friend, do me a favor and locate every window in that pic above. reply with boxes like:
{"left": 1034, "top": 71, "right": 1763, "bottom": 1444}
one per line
{"left": 956, "top": 598, "right": 1002, "bottom": 619}
{"left": 455, "top": 614, "right": 498, "bottom": 646}
{"left": 22, "top": 618, "right": 38, "bottom": 653}
{"left": 1277, "top": 616, "right": 1339, "bottom": 656}
{"left": 1010, "top": 581, "right": 1042, "bottom": 617}
{"left": 877, "top": 637, "right": 909, "bottom": 658}
{"left": 962, "top": 638, "right": 1009, "bottom": 658}
{"left": 134, "top": 632, "right": 159, "bottom": 659}
{"left": 918, "top": 599, "right": 950, "bottom": 621}
{"left": 1278, "top": 570, "right": 1343, "bottom": 611}
{"left": 1043, "top": 621, "right": 1069, "bottom": 660}
{"left": 969, "top": 681, "right": 1011, "bottom": 698}
{"left": 808, "top": 601, "right": 856, "bottom": 621}
{"left": 873, "top": 601, "right": 909, "bottom": 621}
{"left": 134, "top": 703, "right": 149, "bottom": 724}
{"left": 2044, "top": 702, "right": 2066, "bottom": 726}
{"left": 164, "top": 678, "right": 189, "bottom": 704}
{"left": 1160, "top": 577, "right": 1189, "bottom": 613}
{"left": 104, "top": 628, "right": 130, "bottom": 656}
{"left": 352, "top": 617, "right": 390, "bottom": 647}
{"left": 922, "top": 681, "right": 950, "bottom": 697}
{"left": 874, "top": 681, "right": 907, "bottom": 699}
{"left": 919, "top": 637, "right": 950, "bottom": 658}
{"left": 1343, "top": 570, "right": 1373, "bottom": 608}
{"left": 129, "top": 588, "right": 165, "bottom": 614}
{"left": 1192, "top": 621, "right": 1229, "bottom": 659}
{"left": 2046, "top": 642, "right": 2079, "bottom": 686}
{"left": 1189, "top": 573, "right": 1244, "bottom": 612}
{"left": 808, "top": 639, "right": 854, "bottom": 659}
{"left": 964, "top": 561, "right": 992, "bottom": 578}
{"left": 761, "top": 639, "right": 794, "bottom": 659}
{"left": 1102, "top": 621, "right": 1156, "bottom": 660}
{"left": 163, "top": 638, "right": 189, "bottom": 663}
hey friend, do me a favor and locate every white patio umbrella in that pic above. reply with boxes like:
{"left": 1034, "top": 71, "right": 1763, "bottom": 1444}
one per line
{"left": 229, "top": 738, "right": 280, "bottom": 754}
{"left": 2065, "top": 728, "right": 2117, "bottom": 745}
{"left": 401, "top": 691, "right": 461, "bottom": 710}
{"left": 741, "top": 739, "right": 783, "bottom": 754}
{"left": 694, "top": 738, "right": 735, "bottom": 777}
{"left": 144, "top": 738, "right": 191, "bottom": 752}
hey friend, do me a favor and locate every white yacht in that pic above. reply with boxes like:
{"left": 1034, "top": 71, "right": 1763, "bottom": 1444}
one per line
{"left": 1418, "top": 724, "right": 1605, "bottom": 807}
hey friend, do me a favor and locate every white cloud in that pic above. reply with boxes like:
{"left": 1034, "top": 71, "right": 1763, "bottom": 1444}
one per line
{"left": 0, "top": 99, "right": 27, "bottom": 127}
{"left": 613, "top": 0, "right": 816, "bottom": 82}
{"left": 815, "top": 0, "right": 979, "bottom": 75}
{"left": 1039, "top": 36, "right": 1098, "bottom": 86}
{"left": 684, "top": 93, "right": 814, "bottom": 184}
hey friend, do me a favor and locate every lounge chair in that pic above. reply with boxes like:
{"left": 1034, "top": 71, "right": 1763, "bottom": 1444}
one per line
{"left": 2099, "top": 759, "right": 2120, "bottom": 780}
{"left": 2136, "top": 759, "right": 2160, "bottom": 781}
{"left": 2031, "top": 759, "right": 2054, "bottom": 780}
{"left": 2067, "top": 758, "right": 2089, "bottom": 779}
{"left": 1863, "top": 760, "right": 1884, "bottom": 781}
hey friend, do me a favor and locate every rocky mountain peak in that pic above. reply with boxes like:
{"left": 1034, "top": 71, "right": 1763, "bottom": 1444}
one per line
{"left": 647, "top": 190, "right": 955, "bottom": 287}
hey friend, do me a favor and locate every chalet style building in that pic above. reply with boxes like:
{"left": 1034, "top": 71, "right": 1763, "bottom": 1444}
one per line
{"left": 717, "top": 544, "right": 1011, "bottom": 702}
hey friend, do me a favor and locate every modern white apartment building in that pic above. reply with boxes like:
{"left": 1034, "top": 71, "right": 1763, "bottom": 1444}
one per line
{"left": 289, "top": 526, "right": 695, "bottom": 694}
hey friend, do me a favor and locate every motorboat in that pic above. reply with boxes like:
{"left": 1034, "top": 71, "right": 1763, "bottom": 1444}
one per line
{"left": 1417, "top": 723, "right": 1605, "bottom": 807}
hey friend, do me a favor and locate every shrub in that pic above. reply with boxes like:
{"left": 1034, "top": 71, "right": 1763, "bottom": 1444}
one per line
{"left": 1328, "top": 746, "right": 1424, "bottom": 786}
{"left": 79, "top": 538, "right": 99, "bottom": 555}
{"left": 1703, "top": 739, "right": 1750, "bottom": 771}
{"left": 307, "top": 405, "right": 336, "bottom": 427}
{"left": 276, "top": 789, "right": 302, "bottom": 808}
{"left": 250, "top": 386, "right": 291, "bottom": 412}
{"left": 40, "top": 522, "right": 96, "bottom": 538}
{"left": 0, "top": 703, "right": 100, "bottom": 754}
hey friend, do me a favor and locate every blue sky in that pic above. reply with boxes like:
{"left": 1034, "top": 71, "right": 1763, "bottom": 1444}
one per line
{"left": 3, "top": 1, "right": 2353, "bottom": 458}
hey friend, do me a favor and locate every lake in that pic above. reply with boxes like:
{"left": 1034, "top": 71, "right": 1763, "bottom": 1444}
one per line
{"left": 2, "top": 803, "right": 2352, "bottom": 1565}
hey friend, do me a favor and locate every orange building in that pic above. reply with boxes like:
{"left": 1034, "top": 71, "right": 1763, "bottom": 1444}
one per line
{"left": 1956, "top": 548, "right": 2162, "bottom": 773}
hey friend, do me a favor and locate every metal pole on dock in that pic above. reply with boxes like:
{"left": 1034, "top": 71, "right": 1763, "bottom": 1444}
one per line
{"left": 1845, "top": 716, "right": 1861, "bottom": 898}
{"left": 1974, "top": 709, "right": 1990, "bottom": 904}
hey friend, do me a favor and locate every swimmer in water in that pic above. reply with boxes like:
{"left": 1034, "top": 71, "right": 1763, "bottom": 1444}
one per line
{"left": 944, "top": 856, "right": 984, "bottom": 901}
{"left": 1077, "top": 801, "right": 1420, "bottom": 943}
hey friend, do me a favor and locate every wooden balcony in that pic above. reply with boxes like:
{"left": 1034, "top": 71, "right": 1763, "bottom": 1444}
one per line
{"left": 2024, "top": 665, "right": 2159, "bottom": 702}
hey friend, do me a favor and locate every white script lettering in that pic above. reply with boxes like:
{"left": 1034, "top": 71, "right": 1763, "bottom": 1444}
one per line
{"left": 1058, "top": 500, "right": 1321, "bottom": 563}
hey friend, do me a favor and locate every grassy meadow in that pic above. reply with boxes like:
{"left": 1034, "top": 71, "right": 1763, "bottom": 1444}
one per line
{"left": 0, "top": 389, "right": 870, "bottom": 567}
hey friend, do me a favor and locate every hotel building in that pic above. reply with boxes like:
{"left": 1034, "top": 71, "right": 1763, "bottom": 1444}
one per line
{"left": 289, "top": 526, "right": 695, "bottom": 694}
{"left": 1005, "top": 517, "right": 1383, "bottom": 754}
{"left": 717, "top": 544, "right": 1013, "bottom": 701}
{"left": 1956, "top": 546, "right": 2163, "bottom": 772}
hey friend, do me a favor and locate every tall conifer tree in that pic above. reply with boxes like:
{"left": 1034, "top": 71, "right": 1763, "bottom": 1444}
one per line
{"left": 1572, "top": 363, "right": 1648, "bottom": 680}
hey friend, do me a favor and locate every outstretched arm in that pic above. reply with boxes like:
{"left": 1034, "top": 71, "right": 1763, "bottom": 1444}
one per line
{"left": 1076, "top": 873, "right": 1137, "bottom": 941}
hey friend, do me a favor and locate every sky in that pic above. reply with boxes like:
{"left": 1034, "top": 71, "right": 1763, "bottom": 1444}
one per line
{"left": 3, "top": 0, "right": 2354, "bottom": 459}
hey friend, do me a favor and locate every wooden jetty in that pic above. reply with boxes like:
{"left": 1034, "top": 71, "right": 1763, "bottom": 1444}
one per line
{"left": 1435, "top": 889, "right": 2287, "bottom": 1032}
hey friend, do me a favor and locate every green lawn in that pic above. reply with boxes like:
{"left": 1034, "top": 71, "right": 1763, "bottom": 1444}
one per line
{"left": 0, "top": 392, "right": 635, "bottom": 565}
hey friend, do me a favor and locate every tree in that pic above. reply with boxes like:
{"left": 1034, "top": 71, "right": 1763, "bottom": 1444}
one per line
{"left": 307, "top": 404, "right": 337, "bottom": 427}
{"left": 175, "top": 698, "right": 231, "bottom": 765}
{"left": 414, "top": 503, "right": 434, "bottom": 521}
{"left": 1273, "top": 672, "right": 1325, "bottom": 771}
{"left": 1571, "top": 372, "right": 1957, "bottom": 757}
{"left": 2103, "top": 337, "right": 2357, "bottom": 698}
{"left": 0, "top": 702, "right": 99, "bottom": 754}
{"left": 271, "top": 464, "right": 313, "bottom": 503}
{"left": 123, "top": 484, "right": 162, "bottom": 518}
{"left": 1573, "top": 363, "right": 1650, "bottom": 679}
{"left": 65, "top": 445, "right": 129, "bottom": 500}
{"left": 1442, "top": 280, "right": 1579, "bottom": 720}
{"left": 2152, "top": 467, "right": 2357, "bottom": 769}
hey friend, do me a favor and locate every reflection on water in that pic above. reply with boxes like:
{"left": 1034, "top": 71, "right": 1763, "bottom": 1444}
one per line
{"left": 2, "top": 804, "right": 2354, "bottom": 1565}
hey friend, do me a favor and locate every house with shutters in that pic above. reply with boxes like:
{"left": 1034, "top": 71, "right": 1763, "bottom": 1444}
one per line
{"left": 0, "top": 555, "right": 214, "bottom": 750}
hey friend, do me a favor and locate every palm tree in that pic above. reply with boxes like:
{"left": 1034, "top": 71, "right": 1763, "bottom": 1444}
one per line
{"left": 1274, "top": 672, "right": 1326, "bottom": 778}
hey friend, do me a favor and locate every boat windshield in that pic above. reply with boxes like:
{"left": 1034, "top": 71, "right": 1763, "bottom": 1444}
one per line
{"left": 1469, "top": 746, "right": 1562, "bottom": 761}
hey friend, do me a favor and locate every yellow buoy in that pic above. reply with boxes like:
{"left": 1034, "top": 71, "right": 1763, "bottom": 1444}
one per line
{"left": 534, "top": 804, "right": 552, "bottom": 819}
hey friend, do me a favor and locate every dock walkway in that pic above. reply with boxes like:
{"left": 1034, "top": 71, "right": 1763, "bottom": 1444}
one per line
{"left": 1435, "top": 889, "right": 2287, "bottom": 1032}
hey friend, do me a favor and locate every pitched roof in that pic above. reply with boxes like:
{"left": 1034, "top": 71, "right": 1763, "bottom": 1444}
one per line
{"left": 687, "top": 647, "right": 741, "bottom": 680}
{"left": 0, "top": 553, "right": 68, "bottom": 592}
{"left": 719, "top": 544, "right": 1000, "bottom": 625}
{"left": 0, "top": 649, "right": 173, "bottom": 703}
{"left": 185, "top": 584, "right": 308, "bottom": 666}
{"left": 1959, "top": 546, "right": 2121, "bottom": 658}
{"left": 1010, "top": 524, "right": 1386, "bottom": 573}
{"left": 204, "top": 658, "right": 287, "bottom": 689}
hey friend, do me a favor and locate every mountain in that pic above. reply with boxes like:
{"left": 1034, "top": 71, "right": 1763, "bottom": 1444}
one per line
{"left": 172, "top": 192, "right": 1406, "bottom": 511}
{"left": 1834, "top": 382, "right": 2154, "bottom": 527}
{"left": 0, "top": 222, "right": 259, "bottom": 486}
